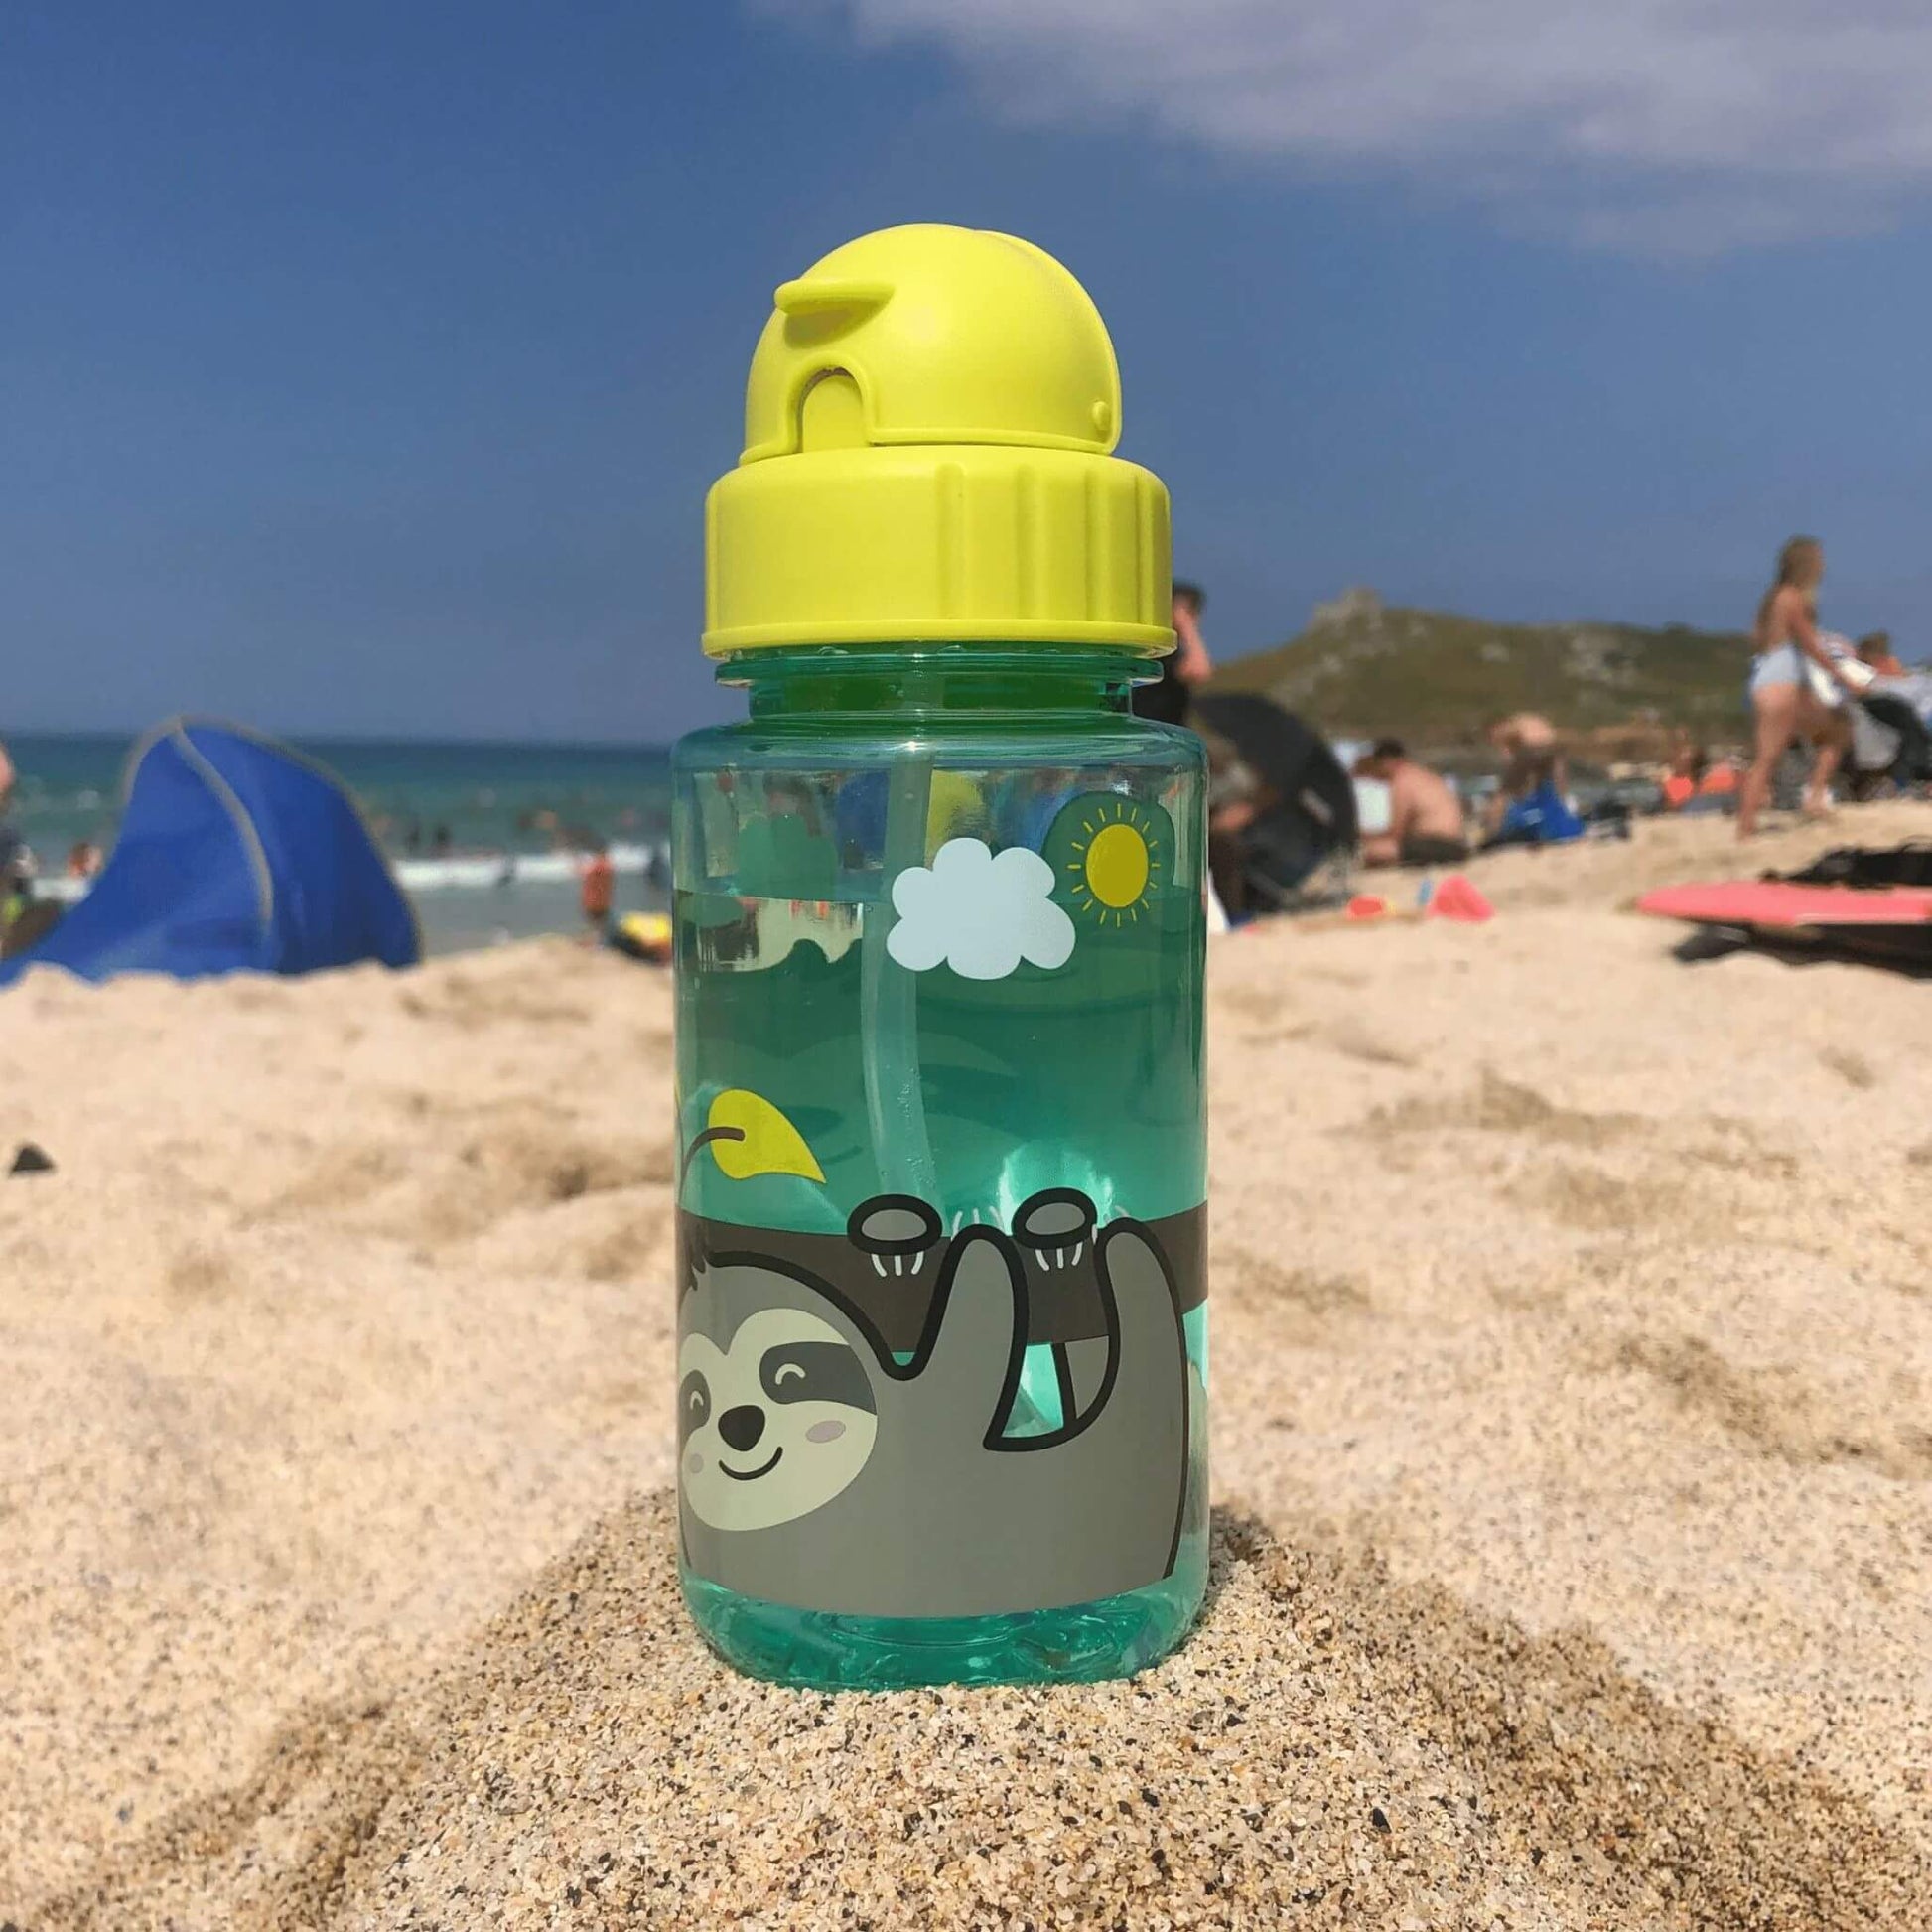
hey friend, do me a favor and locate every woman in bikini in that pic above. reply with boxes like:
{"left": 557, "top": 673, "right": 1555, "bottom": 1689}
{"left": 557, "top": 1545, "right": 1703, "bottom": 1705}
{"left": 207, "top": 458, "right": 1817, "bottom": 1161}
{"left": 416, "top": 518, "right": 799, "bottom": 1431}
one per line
{"left": 1737, "top": 536, "right": 1862, "bottom": 839}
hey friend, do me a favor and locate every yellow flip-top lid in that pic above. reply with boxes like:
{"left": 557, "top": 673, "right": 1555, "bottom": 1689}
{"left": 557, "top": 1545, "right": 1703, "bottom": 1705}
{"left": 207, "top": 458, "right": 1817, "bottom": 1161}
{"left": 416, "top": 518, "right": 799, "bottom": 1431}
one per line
{"left": 703, "top": 224, "right": 1173, "bottom": 657}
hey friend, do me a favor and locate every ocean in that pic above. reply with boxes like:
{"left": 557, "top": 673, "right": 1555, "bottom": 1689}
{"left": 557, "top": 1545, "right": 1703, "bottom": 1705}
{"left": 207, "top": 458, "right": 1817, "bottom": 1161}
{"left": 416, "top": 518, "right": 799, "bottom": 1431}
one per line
{"left": 3, "top": 731, "right": 674, "bottom": 955}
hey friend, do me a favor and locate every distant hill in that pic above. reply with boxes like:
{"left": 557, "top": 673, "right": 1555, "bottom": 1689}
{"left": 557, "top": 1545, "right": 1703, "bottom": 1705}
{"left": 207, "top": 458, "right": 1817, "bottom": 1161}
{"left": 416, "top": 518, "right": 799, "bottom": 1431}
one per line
{"left": 1209, "top": 588, "right": 1753, "bottom": 756}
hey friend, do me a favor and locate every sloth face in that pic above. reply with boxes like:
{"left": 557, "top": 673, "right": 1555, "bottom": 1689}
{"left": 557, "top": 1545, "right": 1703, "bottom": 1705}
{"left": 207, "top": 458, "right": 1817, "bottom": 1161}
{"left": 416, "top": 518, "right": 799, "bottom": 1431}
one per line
{"left": 677, "top": 1307, "right": 879, "bottom": 1532}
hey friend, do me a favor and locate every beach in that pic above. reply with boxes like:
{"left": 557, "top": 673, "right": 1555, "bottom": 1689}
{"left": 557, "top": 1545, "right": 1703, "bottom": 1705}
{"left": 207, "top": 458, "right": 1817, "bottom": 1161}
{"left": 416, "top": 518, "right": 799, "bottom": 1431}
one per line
{"left": 5, "top": 804, "right": 1931, "bottom": 1929}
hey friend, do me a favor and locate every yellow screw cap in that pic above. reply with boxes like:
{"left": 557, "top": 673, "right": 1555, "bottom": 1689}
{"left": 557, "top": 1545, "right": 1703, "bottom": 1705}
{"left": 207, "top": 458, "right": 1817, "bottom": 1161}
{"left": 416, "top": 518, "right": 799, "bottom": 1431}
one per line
{"left": 704, "top": 224, "right": 1173, "bottom": 657}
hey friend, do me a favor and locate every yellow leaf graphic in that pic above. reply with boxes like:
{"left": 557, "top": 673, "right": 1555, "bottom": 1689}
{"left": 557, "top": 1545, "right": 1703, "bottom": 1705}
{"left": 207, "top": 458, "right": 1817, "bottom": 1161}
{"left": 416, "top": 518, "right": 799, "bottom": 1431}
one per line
{"left": 704, "top": 1089, "right": 824, "bottom": 1183}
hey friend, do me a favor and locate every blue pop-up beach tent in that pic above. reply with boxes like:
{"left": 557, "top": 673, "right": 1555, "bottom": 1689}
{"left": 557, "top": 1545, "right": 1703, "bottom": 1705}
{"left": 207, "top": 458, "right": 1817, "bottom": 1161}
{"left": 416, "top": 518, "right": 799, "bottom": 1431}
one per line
{"left": 0, "top": 719, "right": 419, "bottom": 987}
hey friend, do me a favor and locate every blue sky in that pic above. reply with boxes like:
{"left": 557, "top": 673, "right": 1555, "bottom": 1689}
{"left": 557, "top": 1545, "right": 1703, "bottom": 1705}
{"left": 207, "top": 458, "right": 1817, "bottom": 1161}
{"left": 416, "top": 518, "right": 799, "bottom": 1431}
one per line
{"left": 4, "top": 0, "right": 1929, "bottom": 741}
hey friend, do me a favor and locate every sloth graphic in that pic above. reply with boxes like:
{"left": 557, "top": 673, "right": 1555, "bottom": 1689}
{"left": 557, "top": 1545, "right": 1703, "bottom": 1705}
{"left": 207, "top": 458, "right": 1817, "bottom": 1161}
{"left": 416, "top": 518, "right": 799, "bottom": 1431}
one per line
{"left": 677, "top": 1184, "right": 1195, "bottom": 1619}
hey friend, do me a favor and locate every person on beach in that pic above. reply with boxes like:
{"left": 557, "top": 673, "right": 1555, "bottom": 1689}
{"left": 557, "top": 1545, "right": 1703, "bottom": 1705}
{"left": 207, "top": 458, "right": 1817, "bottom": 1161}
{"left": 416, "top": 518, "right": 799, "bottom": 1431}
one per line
{"left": 1841, "top": 631, "right": 1932, "bottom": 796}
{"left": 1350, "top": 740, "right": 1469, "bottom": 867}
{"left": 1483, "top": 712, "right": 1563, "bottom": 836}
{"left": 0, "top": 743, "right": 38, "bottom": 954}
{"left": 1660, "top": 745, "right": 1738, "bottom": 814}
{"left": 1701, "top": 757, "right": 1739, "bottom": 799}
{"left": 0, "top": 741, "right": 27, "bottom": 897}
{"left": 579, "top": 842, "right": 616, "bottom": 940}
{"left": 1205, "top": 783, "right": 1276, "bottom": 917}
{"left": 1661, "top": 743, "right": 1705, "bottom": 811}
{"left": 1132, "top": 581, "right": 1212, "bottom": 726}
{"left": 1738, "top": 536, "right": 1862, "bottom": 839}
{"left": 1858, "top": 631, "right": 1906, "bottom": 679}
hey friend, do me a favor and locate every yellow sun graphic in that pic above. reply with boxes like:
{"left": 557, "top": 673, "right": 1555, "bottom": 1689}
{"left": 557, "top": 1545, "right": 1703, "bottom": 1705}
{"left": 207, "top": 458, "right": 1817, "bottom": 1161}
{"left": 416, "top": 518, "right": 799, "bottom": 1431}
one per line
{"left": 1065, "top": 799, "right": 1162, "bottom": 926}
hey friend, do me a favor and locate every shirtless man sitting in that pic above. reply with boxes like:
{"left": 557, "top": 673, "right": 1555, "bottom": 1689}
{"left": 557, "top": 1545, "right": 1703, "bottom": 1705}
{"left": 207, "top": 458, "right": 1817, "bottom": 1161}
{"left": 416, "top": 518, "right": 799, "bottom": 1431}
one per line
{"left": 1352, "top": 740, "right": 1470, "bottom": 868}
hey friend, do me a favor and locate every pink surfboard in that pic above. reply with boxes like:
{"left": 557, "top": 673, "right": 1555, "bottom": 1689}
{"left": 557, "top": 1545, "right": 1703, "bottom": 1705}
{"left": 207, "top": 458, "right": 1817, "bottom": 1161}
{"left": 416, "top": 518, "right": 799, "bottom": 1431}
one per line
{"left": 1639, "top": 880, "right": 1932, "bottom": 929}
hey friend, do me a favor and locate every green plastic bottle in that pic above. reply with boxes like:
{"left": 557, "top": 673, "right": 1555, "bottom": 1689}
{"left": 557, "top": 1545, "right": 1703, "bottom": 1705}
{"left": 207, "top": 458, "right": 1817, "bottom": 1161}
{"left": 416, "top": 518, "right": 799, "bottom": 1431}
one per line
{"left": 671, "top": 225, "right": 1207, "bottom": 1688}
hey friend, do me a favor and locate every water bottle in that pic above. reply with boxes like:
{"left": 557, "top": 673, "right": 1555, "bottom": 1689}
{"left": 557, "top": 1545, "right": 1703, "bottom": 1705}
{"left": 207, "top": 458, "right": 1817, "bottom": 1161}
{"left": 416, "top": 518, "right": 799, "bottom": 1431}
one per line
{"left": 671, "top": 225, "right": 1207, "bottom": 1687}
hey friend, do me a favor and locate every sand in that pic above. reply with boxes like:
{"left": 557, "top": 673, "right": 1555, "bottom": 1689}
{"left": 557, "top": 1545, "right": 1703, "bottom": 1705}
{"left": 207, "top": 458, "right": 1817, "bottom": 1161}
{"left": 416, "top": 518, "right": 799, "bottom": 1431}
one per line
{"left": 4, "top": 803, "right": 1930, "bottom": 1929}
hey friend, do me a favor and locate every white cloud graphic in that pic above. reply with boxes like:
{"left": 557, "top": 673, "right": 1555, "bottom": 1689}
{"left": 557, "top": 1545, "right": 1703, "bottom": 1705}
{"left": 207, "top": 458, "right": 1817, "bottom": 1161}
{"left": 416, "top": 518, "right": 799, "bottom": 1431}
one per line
{"left": 887, "top": 838, "right": 1076, "bottom": 980}
{"left": 767, "top": 0, "right": 1932, "bottom": 250}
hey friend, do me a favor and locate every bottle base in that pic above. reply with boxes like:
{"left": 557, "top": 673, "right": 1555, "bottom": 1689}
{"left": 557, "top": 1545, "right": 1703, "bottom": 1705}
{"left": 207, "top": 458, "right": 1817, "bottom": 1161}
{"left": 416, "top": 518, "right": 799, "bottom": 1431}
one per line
{"left": 681, "top": 1536, "right": 1208, "bottom": 1690}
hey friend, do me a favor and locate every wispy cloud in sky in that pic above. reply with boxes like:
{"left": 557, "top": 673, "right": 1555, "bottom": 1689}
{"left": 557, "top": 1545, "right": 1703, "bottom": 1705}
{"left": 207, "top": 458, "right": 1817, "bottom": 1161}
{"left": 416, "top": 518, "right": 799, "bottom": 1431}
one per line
{"left": 780, "top": 0, "right": 1932, "bottom": 249}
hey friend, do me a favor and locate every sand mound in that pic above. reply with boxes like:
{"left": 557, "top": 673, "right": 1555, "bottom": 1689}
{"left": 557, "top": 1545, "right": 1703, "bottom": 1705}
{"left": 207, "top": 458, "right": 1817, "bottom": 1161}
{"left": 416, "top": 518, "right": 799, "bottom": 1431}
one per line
{"left": 34, "top": 1492, "right": 1923, "bottom": 1930}
{"left": 6, "top": 807, "right": 1931, "bottom": 1927}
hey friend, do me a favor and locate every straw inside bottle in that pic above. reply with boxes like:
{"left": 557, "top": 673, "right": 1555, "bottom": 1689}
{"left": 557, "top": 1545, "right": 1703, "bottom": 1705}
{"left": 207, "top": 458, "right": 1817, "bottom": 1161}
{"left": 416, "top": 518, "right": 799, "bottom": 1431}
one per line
{"left": 860, "top": 753, "right": 938, "bottom": 1205}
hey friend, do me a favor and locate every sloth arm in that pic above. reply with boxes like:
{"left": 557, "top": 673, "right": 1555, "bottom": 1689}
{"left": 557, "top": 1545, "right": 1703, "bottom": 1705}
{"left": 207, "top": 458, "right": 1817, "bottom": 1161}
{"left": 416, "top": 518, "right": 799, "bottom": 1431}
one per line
{"left": 910, "top": 1227, "right": 1028, "bottom": 1445}
{"left": 1094, "top": 1222, "right": 1187, "bottom": 1422}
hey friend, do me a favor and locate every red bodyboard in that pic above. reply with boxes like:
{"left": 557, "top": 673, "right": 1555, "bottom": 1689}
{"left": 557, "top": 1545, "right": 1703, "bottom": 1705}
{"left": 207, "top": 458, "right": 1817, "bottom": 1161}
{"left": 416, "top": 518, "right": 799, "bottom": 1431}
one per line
{"left": 1639, "top": 881, "right": 1932, "bottom": 929}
